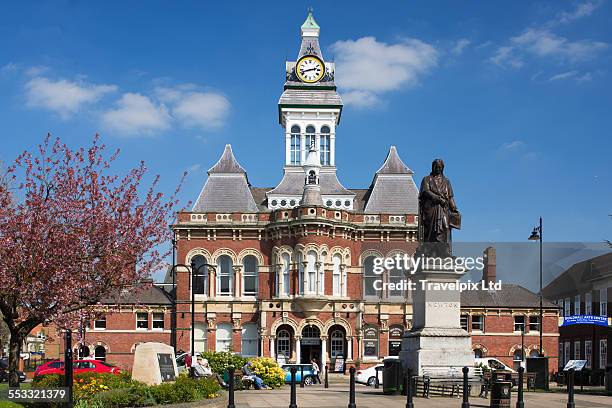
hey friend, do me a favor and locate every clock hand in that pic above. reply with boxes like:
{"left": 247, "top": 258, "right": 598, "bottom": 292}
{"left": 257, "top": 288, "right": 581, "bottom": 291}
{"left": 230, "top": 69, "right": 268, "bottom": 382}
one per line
{"left": 300, "top": 67, "right": 319, "bottom": 73}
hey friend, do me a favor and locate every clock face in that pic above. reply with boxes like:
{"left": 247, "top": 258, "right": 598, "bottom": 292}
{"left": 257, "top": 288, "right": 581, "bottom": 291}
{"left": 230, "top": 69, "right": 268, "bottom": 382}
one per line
{"left": 296, "top": 55, "right": 325, "bottom": 83}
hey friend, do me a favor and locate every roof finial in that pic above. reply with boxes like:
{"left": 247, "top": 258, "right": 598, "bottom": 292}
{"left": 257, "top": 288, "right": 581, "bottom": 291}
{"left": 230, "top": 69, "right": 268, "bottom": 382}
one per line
{"left": 301, "top": 7, "right": 320, "bottom": 32}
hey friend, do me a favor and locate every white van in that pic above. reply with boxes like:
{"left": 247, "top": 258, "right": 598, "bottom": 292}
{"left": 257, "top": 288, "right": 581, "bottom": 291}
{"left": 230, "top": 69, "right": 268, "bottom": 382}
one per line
{"left": 475, "top": 357, "right": 516, "bottom": 373}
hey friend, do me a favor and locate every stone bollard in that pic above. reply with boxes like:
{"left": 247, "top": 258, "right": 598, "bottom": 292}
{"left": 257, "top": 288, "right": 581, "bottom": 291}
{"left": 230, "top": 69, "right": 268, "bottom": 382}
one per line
{"left": 289, "top": 367, "right": 298, "bottom": 408}
{"left": 462, "top": 366, "right": 470, "bottom": 408}
{"left": 405, "top": 368, "right": 414, "bottom": 408}
{"left": 227, "top": 366, "right": 235, "bottom": 408}
{"left": 325, "top": 364, "right": 329, "bottom": 388}
{"left": 348, "top": 366, "right": 357, "bottom": 408}
{"left": 566, "top": 368, "right": 575, "bottom": 408}
{"left": 516, "top": 366, "right": 524, "bottom": 408}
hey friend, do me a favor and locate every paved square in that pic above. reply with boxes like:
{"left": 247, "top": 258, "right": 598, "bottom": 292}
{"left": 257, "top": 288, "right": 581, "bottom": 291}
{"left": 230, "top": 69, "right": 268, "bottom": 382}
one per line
{"left": 231, "top": 384, "right": 611, "bottom": 408}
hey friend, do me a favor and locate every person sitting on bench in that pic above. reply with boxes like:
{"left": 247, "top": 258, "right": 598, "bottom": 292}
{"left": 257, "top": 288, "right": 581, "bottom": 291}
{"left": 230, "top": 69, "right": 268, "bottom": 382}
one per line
{"left": 193, "top": 357, "right": 228, "bottom": 388}
{"left": 242, "top": 361, "right": 269, "bottom": 389}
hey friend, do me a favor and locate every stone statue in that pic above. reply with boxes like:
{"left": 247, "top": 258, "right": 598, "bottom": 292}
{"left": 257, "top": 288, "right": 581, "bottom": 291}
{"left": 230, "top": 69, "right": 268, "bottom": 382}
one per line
{"left": 419, "top": 159, "right": 460, "bottom": 256}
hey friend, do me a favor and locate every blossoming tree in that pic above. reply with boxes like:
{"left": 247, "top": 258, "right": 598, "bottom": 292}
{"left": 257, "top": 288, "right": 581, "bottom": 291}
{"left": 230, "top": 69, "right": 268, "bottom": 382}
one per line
{"left": 0, "top": 135, "right": 183, "bottom": 386}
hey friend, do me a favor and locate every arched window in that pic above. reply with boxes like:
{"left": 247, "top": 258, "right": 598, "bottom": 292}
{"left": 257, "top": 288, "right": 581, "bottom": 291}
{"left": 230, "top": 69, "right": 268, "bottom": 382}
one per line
{"left": 279, "top": 253, "right": 291, "bottom": 296}
{"left": 363, "top": 256, "right": 380, "bottom": 298}
{"left": 94, "top": 346, "right": 106, "bottom": 361}
{"left": 306, "top": 251, "right": 317, "bottom": 294}
{"left": 78, "top": 345, "right": 90, "bottom": 359}
{"left": 474, "top": 348, "right": 484, "bottom": 358}
{"left": 330, "top": 329, "right": 345, "bottom": 359}
{"left": 513, "top": 349, "right": 524, "bottom": 370}
{"left": 305, "top": 125, "right": 316, "bottom": 151}
{"left": 363, "top": 325, "right": 379, "bottom": 358}
{"left": 217, "top": 255, "right": 233, "bottom": 296}
{"left": 529, "top": 349, "right": 541, "bottom": 358}
{"left": 216, "top": 323, "right": 232, "bottom": 351}
{"left": 194, "top": 323, "right": 207, "bottom": 353}
{"left": 320, "top": 126, "right": 330, "bottom": 165}
{"left": 290, "top": 125, "right": 301, "bottom": 165}
{"left": 242, "top": 255, "right": 258, "bottom": 296}
{"left": 241, "top": 323, "right": 258, "bottom": 357}
{"left": 298, "top": 252, "right": 304, "bottom": 294}
{"left": 191, "top": 254, "right": 208, "bottom": 295}
{"left": 332, "top": 254, "right": 342, "bottom": 296}
{"left": 277, "top": 328, "right": 292, "bottom": 360}
{"left": 388, "top": 264, "right": 404, "bottom": 299}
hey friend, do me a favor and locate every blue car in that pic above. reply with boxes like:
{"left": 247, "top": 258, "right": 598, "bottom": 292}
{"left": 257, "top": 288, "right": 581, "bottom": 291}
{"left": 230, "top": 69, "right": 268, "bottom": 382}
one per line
{"left": 282, "top": 364, "right": 317, "bottom": 385}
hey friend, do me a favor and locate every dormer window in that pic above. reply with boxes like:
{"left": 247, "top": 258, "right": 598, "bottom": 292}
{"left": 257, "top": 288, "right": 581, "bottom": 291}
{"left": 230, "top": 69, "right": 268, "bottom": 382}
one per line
{"left": 320, "top": 126, "right": 330, "bottom": 165}
{"left": 290, "top": 125, "right": 301, "bottom": 165}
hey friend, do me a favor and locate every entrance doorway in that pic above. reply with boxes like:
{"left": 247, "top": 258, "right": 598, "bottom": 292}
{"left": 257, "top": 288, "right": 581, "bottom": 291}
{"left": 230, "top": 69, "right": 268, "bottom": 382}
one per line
{"left": 301, "top": 325, "right": 321, "bottom": 364}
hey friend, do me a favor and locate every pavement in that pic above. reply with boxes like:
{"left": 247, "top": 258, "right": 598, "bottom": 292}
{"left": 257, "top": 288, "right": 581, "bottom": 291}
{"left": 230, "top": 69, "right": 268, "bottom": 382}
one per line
{"left": 231, "top": 383, "right": 612, "bottom": 408}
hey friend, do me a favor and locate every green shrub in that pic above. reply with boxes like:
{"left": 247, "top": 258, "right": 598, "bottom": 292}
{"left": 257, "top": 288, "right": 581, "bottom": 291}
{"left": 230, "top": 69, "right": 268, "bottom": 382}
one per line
{"left": 93, "top": 385, "right": 154, "bottom": 408}
{"left": 201, "top": 351, "right": 247, "bottom": 375}
{"left": 32, "top": 374, "right": 63, "bottom": 387}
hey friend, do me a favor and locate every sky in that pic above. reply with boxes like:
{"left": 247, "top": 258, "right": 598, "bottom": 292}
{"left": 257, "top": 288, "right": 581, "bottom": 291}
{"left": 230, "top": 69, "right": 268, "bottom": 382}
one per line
{"left": 1, "top": 0, "right": 611, "bottom": 251}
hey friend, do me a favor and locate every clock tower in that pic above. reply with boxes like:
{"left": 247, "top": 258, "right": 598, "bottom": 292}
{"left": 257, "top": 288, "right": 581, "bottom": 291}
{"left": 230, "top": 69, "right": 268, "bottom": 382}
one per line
{"left": 268, "top": 9, "right": 354, "bottom": 210}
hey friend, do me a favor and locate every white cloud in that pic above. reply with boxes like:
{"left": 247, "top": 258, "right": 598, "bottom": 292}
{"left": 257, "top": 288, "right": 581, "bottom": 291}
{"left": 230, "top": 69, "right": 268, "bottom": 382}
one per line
{"left": 340, "top": 90, "right": 381, "bottom": 108}
{"left": 452, "top": 39, "right": 471, "bottom": 55}
{"left": 549, "top": 70, "right": 593, "bottom": 82}
{"left": 501, "top": 140, "right": 525, "bottom": 151}
{"left": 101, "top": 93, "right": 171, "bottom": 136}
{"left": 172, "top": 92, "right": 230, "bottom": 129}
{"left": 25, "top": 66, "right": 49, "bottom": 76}
{"left": 555, "top": 1, "right": 602, "bottom": 24}
{"left": 329, "top": 36, "right": 438, "bottom": 107}
{"left": 490, "top": 28, "right": 607, "bottom": 68}
{"left": 25, "top": 77, "right": 116, "bottom": 118}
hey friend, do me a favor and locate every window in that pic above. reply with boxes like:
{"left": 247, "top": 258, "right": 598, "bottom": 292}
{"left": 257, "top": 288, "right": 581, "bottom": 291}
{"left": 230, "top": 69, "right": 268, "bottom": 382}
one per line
{"left": 297, "top": 252, "right": 304, "bottom": 294}
{"left": 363, "top": 256, "right": 380, "bottom": 298}
{"left": 277, "top": 329, "right": 291, "bottom": 360}
{"left": 136, "top": 313, "right": 148, "bottom": 330}
{"left": 243, "top": 255, "right": 258, "bottom": 296}
{"left": 460, "top": 314, "right": 468, "bottom": 331}
{"left": 290, "top": 125, "right": 301, "bottom": 165}
{"left": 574, "top": 340, "right": 581, "bottom": 359}
{"left": 94, "top": 315, "right": 106, "bottom": 330}
{"left": 305, "top": 125, "right": 316, "bottom": 152}
{"left": 216, "top": 323, "right": 232, "bottom": 352}
{"left": 564, "top": 342, "right": 570, "bottom": 367}
{"left": 564, "top": 298, "right": 571, "bottom": 317}
{"left": 528, "top": 316, "right": 540, "bottom": 332}
{"left": 559, "top": 343, "right": 564, "bottom": 367}
{"left": 474, "top": 349, "right": 484, "bottom": 358}
{"left": 278, "top": 253, "right": 291, "bottom": 296}
{"left": 152, "top": 313, "right": 164, "bottom": 330}
{"left": 585, "top": 292, "right": 592, "bottom": 315}
{"left": 241, "top": 323, "right": 258, "bottom": 357}
{"left": 78, "top": 345, "right": 90, "bottom": 359}
{"left": 217, "top": 255, "right": 233, "bottom": 296}
{"left": 388, "top": 266, "right": 404, "bottom": 299}
{"left": 585, "top": 340, "right": 592, "bottom": 368}
{"left": 332, "top": 254, "right": 342, "bottom": 296}
{"left": 94, "top": 346, "right": 106, "bottom": 362}
{"left": 320, "top": 126, "right": 330, "bottom": 165}
{"left": 601, "top": 289, "right": 608, "bottom": 317}
{"left": 574, "top": 295, "right": 581, "bottom": 315}
{"left": 363, "top": 325, "right": 379, "bottom": 358}
{"left": 514, "top": 315, "right": 525, "bottom": 332}
{"left": 471, "top": 315, "right": 484, "bottom": 331}
{"left": 331, "top": 329, "right": 345, "bottom": 359}
{"left": 193, "top": 323, "right": 207, "bottom": 353}
{"left": 513, "top": 349, "right": 523, "bottom": 371}
{"left": 306, "top": 251, "right": 317, "bottom": 294}
{"left": 191, "top": 255, "right": 208, "bottom": 295}
{"left": 600, "top": 339, "right": 607, "bottom": 369}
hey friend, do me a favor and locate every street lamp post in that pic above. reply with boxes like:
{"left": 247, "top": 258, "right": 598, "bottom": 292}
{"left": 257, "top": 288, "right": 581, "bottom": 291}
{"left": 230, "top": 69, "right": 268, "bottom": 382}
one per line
{"left": 528, "top": 217, "right": 543, "bottom": 356}
{"left": 170, "top": 233, "right": 177, "bottom": 351}
{"left": 190, "top": 261, "right": 215, "bottom": 361}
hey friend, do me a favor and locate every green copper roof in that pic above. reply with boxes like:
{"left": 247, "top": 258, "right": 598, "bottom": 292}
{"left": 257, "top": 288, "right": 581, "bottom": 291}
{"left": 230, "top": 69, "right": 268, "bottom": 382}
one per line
{"left": 301, "top": 8, "right": 320, "bottom": 30}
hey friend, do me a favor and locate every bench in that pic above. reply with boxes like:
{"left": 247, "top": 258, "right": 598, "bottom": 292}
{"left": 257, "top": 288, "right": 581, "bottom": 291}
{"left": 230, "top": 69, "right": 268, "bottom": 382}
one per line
{"left": 418, "top": 367, "right": 483, "bottom": 398}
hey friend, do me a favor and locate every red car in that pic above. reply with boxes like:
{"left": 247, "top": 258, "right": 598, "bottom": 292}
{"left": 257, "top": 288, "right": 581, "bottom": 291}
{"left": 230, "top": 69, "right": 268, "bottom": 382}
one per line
{"left": 35, "top": 360, "right": 121, "bottom": 377}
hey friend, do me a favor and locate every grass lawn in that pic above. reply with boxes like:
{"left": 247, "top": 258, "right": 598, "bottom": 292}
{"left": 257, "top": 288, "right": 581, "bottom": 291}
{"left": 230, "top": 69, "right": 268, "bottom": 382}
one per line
{"left": 0, "top": 383, "right": 31, "bottom": 408}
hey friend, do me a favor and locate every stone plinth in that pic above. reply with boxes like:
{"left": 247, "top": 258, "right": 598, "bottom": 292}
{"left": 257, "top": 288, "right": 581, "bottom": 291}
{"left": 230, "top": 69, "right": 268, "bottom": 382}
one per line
{"left": 132, "top": 342, "right": 178, "bottom": 385}
{"left": 400, "top": 263, "right": 473, "bottom": 375}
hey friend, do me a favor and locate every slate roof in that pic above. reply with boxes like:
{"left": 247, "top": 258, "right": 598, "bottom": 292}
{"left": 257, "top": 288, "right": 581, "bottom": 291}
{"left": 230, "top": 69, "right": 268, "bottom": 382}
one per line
{"left": 542, "top": 252, "right": 612, "bottom": 300}
{"left": 267, "top": 169, "right": 354, "bottom": 197}
{"left": 192, "top": 145, "right": 258, "bottom": 213}
{"left": 102, "top": 283, "right": 172, "bottom": 306}
{"left": 461, "top": 284, "right": 558, "bottom": 308}
{"left": 278, "top": 89, "right": 342, "bottom": 107}
{"left": 363, "top": 146, "right": 419, "bottom": 214}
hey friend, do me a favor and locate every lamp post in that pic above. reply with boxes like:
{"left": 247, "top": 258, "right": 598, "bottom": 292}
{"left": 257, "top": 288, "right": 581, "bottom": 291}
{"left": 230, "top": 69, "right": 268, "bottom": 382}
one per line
{"left": 171, "top": 233, "right": 177, "bottom": 351}
{"left": 528, "top": 217, "right": 543, "bottom": 356}
{"left": 190, "top": 261, "right": 215, "bottom": 359}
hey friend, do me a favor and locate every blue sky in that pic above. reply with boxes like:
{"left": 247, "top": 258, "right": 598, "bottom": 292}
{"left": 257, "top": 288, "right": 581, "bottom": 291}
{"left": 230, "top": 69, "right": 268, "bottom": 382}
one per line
{"left": 1, "top": 0, "right": 611, "bottom": 245}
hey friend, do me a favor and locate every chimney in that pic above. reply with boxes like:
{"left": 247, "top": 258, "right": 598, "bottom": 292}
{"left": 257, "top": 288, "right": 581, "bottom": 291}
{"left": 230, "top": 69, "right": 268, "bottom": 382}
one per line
{"left": 482, "top": 247, "right": 496, "bottom": 283}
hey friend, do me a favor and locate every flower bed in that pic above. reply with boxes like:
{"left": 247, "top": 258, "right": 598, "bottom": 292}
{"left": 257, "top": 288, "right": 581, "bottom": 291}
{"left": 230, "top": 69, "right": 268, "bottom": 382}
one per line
{"left": 31, "top": 371, "right": 221, "bottom": 407}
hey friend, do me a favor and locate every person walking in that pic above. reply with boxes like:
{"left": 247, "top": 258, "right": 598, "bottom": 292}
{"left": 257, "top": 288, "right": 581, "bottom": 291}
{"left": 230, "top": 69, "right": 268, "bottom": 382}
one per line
{"left": 311, "top": 358, "right": 321, "bottom": 384}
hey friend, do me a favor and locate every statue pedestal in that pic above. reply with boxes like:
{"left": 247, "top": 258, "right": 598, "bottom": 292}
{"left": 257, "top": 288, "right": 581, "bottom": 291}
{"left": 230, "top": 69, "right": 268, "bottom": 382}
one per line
{"left": 400, "top": 263, "right": 473, "bottom": 375}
